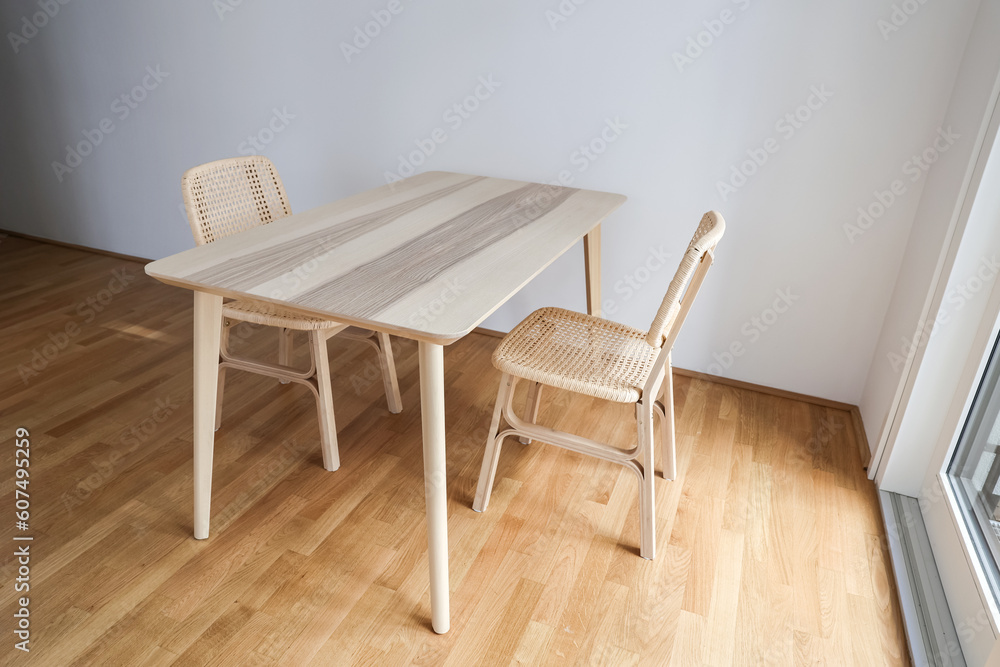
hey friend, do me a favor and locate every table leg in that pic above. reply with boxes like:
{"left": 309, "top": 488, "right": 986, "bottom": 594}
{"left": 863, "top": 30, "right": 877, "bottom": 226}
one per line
{"left": 584, "top": 224, "right": 601, "bottom": 317}
{"left": 193, "top": 292, "right": 223, "bottom": 540}
{"left": 419, "top": 341, "right": 450, "bottom": 634}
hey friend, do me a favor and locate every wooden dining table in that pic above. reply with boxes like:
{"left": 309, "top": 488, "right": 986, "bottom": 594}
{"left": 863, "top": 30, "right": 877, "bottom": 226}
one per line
{"left": 145, "top": 170, "right": 626, "bottom": 633}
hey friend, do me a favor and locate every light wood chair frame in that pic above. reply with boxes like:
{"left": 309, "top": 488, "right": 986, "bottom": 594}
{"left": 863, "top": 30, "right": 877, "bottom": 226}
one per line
{"left": 182, "top": 156, "right": 403, "bottom": 475}
{"left": 473, "top": 217, "right": 721, "bottom": 560}
{"left": 215, "top": 321, "right": 402, "bottom": 471}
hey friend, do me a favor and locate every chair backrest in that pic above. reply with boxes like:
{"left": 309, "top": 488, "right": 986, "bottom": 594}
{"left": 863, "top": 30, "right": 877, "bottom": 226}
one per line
{"left": 181, "top": 155, "right": 292, "bottom": 246}
{"left": 645, "top": 211, "right": 726, "bottom": 347}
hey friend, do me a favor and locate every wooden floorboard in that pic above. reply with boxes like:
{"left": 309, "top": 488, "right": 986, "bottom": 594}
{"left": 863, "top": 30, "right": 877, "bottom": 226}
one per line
{"left": 0, "top": 237, "right": 910, "bottom": 665}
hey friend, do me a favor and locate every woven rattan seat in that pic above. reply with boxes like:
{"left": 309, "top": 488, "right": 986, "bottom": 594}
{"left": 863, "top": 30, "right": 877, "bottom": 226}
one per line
{"left": 474, "top": 211, "right": 726, "bottom": 560}
{"left": 492, "top": 307, "right": 658, "bottom": 403}
{"left": 222, "top": 299, "right": 354, "bottom": 332}
{"left": 181, "top": 156, "right": 402, "bottom": 475}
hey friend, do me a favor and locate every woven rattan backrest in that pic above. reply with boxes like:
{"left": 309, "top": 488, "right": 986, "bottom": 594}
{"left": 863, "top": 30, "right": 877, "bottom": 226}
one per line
{"left": 645, "top": 211, "right": 726, "bottom": 347}
{"left": 181, "top": 156, "right": 292, "bottom": 246}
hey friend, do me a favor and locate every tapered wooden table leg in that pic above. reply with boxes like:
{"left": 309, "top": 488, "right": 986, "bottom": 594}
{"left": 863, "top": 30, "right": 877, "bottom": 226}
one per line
{"left": 193, "top": 292, "right": 223, "bottom": 540}
{"left": 584, "top": 224, "right": 601, "bottom": 317}
{"left": 419, "top": 341, "right": 450, "bottom": 634}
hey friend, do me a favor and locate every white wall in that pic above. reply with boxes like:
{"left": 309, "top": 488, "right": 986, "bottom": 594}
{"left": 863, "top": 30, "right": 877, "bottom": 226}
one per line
{"left": 869, "top": 0, "right": 1000, "bottom": 494}
{"left": 0, "top": 0, "right": 980, "bottom": 404}
{"left": 861, "top": 0, "right": 1000, "bottom": 471}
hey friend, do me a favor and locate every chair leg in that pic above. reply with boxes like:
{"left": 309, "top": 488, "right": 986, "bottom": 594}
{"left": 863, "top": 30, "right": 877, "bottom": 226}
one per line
{"left": 661, "top": 353, "right": 676, "bottom": 481}
{"left": 215, "top": 320, "right": 231, "bottom": 431}
{"left": 473, "top": 373, "right": 514, "bottom": 512}
{"left": 375, "top": 332, "right": 403, "bottom": 414}
{"left": 309, "top": 330, "right": 340, "bottom": 471}
{"left": 518, "top": 381, "right": 542, "bottom": 444}
{"left": 278, "top": 328, "right": 294, "bottom": 384}
{"left": 637, "top": 399, "right": 656, "bottom": 559}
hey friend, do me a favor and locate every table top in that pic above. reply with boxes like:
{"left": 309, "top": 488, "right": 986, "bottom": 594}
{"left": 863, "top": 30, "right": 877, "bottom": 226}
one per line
{"left": 146, "top": 171, "right": 626, "bottom": 344}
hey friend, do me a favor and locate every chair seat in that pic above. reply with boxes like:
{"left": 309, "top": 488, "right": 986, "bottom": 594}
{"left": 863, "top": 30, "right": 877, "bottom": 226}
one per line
{"left": 492, "top": 307, "right": 660, "bottom": 403}
{"left": 223, "top": 299, "right": 366, "bottom": 333}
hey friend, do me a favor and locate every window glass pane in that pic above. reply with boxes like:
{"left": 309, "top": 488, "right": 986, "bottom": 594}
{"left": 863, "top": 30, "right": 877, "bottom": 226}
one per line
{"left": 947, "top": 332, "right": 1000, "bottom": 603}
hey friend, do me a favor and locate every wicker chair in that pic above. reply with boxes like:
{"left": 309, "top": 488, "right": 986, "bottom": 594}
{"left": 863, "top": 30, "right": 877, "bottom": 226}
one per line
{"left": 473, "top": 211, "right": 725, "bottom": 559}
{"left": 181, "top": 156, "right": 402, "bottom": 472}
